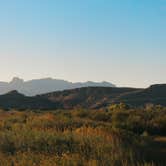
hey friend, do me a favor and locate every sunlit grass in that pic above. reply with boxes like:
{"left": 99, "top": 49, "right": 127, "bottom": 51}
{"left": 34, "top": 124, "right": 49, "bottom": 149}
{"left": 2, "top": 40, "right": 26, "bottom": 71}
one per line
{"left": 0, "top": 106, "right": 165, "bottom": 166}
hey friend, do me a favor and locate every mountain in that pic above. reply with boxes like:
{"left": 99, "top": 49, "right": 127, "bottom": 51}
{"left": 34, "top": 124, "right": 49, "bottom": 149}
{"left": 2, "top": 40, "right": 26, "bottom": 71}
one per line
{"left": 40, "top": 87, "right": 140, "bottom": 109}
{"left": 0, "top": 90, "right": 59, "bottom": 110}
{"left": 0, "top": 84, "right": 166, "bottom": 110}
{"left": 39, "top": 84, "right": 166, "bottom": 108}
{"left": 115, "top": 84, "right": 166, "bottom": 106}
{"left": 0, "top": 77, "right": 116, "bottom": 96}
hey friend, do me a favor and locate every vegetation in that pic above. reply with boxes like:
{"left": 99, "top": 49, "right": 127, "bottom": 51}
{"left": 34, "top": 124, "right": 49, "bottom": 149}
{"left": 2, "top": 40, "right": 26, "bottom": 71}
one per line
{"left": 1, "top": 84, "right": 166, "bottom": 110}
{"left": 0, "top": 104, "right": 165, "bottom": 166}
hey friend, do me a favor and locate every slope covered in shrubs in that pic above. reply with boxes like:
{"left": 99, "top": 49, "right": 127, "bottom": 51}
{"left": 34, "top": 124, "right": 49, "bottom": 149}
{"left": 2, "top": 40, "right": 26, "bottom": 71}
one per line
{"left": 0, "top": 105, "right": 165, "bottom": 166}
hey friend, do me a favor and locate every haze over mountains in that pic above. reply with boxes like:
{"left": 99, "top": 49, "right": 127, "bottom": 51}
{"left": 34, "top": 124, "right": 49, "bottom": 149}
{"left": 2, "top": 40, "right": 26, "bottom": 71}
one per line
{"left": 0, "top": 77, "right": 115, "bottom": 96}
{"left": 0, "top": 84, "right": 166, "bottom": 110}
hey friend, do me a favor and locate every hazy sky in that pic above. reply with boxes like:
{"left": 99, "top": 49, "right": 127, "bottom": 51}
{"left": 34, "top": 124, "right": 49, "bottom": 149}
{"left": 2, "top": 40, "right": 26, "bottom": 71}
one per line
{"left": 0, "top": 0, "right": 165, "bottom": 88}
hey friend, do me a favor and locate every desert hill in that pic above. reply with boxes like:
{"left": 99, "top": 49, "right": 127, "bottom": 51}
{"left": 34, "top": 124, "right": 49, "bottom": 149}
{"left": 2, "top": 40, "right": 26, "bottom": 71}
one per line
{"left": 116, "top": 84, "right": 166, "bottom": 106}
{"left": 0, "top": 84, "right": 166, "bottom": 109}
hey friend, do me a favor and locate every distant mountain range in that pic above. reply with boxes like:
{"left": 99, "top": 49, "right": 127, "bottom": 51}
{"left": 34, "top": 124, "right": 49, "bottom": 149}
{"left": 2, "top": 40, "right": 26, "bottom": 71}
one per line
{"left": 0, "top": 77, "right": 116, "bottom": 96}
{"left": 0, "top": 84, "right": 166, "bottom": 110}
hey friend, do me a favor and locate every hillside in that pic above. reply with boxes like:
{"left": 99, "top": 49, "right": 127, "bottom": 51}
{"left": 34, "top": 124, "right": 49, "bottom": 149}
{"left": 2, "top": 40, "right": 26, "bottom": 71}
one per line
{"left": 41, "top": 87, "right": 140, "bottom": 109}
{"left": 116, "top": 84, "right": 166, "bottom": 106}
{"left": 0, "top": 90, "right": 58, "bottom": 110}
{"left": 0, "top": 84, "right": 166, "bottom": 110}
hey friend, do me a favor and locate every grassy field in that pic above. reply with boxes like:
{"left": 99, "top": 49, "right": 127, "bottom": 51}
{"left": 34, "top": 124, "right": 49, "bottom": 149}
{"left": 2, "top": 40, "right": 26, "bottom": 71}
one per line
{"left": 0, "top": 104, "right": 165, "bottom": 166}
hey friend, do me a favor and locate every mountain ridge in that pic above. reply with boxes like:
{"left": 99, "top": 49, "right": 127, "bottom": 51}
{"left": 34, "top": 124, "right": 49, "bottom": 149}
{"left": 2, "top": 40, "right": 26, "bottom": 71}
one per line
{"left": 0, "top": 77, "right": 116, "bottom": 96}
{"left": 0, "top": 84, "right": 165, "bottom": 110}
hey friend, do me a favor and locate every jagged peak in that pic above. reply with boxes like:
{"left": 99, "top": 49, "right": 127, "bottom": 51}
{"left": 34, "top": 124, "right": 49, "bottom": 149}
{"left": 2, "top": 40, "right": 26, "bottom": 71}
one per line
{"left": 10, "top": 77, "right": 24, "bottom": 84}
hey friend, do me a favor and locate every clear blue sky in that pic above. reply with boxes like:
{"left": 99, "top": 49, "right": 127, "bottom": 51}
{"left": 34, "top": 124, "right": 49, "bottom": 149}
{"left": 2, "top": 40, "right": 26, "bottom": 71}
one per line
{"left": 0, "top": 0, "right": 165, "bottom": 87}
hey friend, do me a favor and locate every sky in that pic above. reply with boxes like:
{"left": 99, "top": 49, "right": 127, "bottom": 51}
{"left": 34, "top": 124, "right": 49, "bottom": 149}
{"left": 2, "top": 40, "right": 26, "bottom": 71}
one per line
{"left": 0, "top": 0, "right": 165, "bottom": 88}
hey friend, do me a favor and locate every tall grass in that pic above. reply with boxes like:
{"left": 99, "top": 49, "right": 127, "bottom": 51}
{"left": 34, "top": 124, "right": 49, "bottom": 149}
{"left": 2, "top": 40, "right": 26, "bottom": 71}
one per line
{"left": 0, "top": 108, "right": 165, "bottom": 166}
